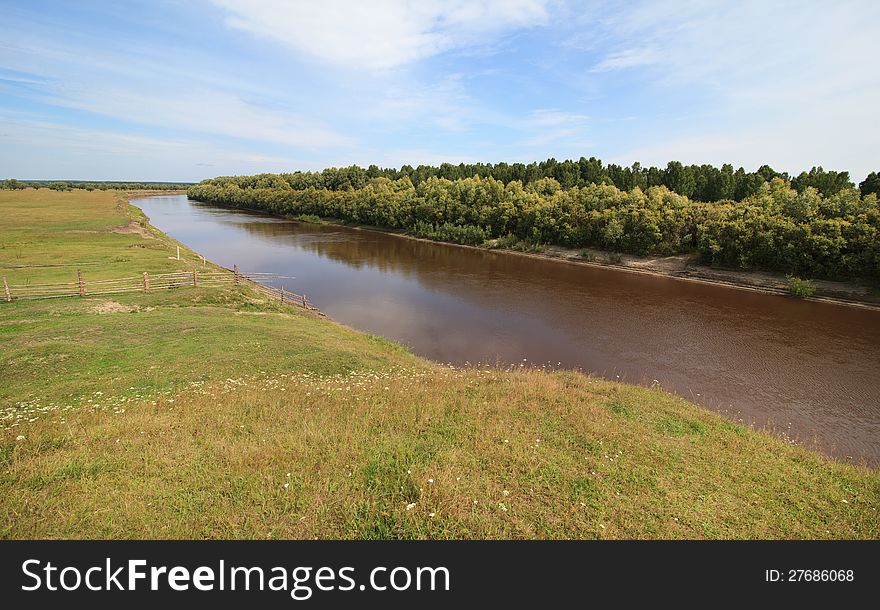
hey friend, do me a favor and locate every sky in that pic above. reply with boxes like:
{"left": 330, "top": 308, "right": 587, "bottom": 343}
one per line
{"left": 1, "top": 0, "right": 878, "bottom": 182}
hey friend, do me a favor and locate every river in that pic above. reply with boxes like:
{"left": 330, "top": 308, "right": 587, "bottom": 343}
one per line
{"left": 136, "top": 195, "right": 880, "bottom": 465}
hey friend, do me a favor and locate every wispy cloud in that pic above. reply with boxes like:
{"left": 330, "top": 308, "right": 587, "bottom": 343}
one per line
{"left": 591, "top": 48, "right": 658, "bottom": 72}
{"left": 0, "top": 109, "right": 318, "bottom": 180}
{"left": 49, "top": 86, "right": 355, "bottom": 149}
{"left": 211, "top": 0, "right": 551, "bottom": 70}
{"left": 1, "top": 1, "right": 877, "bottom": 180}
{"left": 1, "top": 30, "right": 355, "bottom": 151}
{"left": 518, "top": 109, "right": 591, "bottom": 149}
{"left": 567, "top": 0, "right": 880, "bottom": 177}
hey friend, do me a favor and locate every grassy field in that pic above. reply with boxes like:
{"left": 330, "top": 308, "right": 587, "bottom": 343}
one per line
{"left": 1, "top": 189, "right": 878, "bottom": 539}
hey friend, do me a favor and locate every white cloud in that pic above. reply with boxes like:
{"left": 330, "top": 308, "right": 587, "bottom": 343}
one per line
{"left": 211, "top": 0, "right": 550, "bottom": 69}
{"left": 0, "top": 31, "right": 355, "bottom": 151}
{"left": 590, "top": 47, "right": 657, "bottom": 72}
{"left": 49, "top": 86, "right": 355, "bottom": 150}
{"left": 518, "top": 109, "right": 591, "bottom": 149}
{"left": 575, "top": 0, "right": 880, "bottom": 178}
{"left": 0, "top": 110, "right": 317, "bottom": 180}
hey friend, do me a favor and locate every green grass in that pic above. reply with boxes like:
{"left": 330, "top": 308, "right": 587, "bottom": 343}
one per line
{"left": 1, "top": 189, "right": 878, "bottom": 540}
{"left": 0, "top": 189, "right": 204, "bottom": 284}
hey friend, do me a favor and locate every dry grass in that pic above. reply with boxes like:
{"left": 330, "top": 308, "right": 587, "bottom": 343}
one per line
{"left": 2, "top": 365, "right": 878, "bottom": 539}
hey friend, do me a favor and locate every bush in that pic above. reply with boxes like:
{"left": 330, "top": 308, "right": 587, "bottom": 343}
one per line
{"left": 293, "top": 213, "right": 323, "bottom": 223}
{"left": 579, "top": 250, "right": 596, "bottom": 261}
{"left": 786, "top": 275, "right": 817, "bottom": 298}
{"left": 412, "top": 222, "right": 487, "bottom": 246}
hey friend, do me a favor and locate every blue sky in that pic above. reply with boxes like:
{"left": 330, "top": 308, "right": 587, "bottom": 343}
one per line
{"left": 1, "top": 0, "right": 878, "bottom": 182}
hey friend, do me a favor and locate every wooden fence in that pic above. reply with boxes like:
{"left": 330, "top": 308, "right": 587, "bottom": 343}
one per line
{"left": 1, "top": 266, "right": 315, "bottom": 310}
{"left": 232, "top": 266, "right": 314, "bottom": 310}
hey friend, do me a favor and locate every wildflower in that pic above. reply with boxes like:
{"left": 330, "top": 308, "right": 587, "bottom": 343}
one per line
{"left": 429, "top": 512, "right": 436, "bottom": 518}
{"left": 427, "top": 478, "right": 434, "bottom": 484}
{"left": 599, "top": 524, "right": 605, "bottom": 529}
{"left": 502, "top": 490, "right": 509, "bottom": 496}
{"left": 405, "top": 503, "right": 416, "bottom": 511}
{"left": 498, "top": 502, "right": 507, "bottom": 512}
{"left": 15, "top": 435, "right": 25, "bottom": 441}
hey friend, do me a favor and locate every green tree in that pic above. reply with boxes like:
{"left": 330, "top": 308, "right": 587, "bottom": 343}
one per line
{"left": 663, "top": 161, "right": 696, "bottom": 198}
{"left": 859, "top": 171, "right": 880, "bottom": 197}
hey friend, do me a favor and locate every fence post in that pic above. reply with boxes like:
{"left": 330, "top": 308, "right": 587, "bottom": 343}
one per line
{"left": 3, "top": 276, "right": 10, "bottom": 302}
{"left": 233, "top": 265, "right": 239, "bottom": 285}
{"left": 77, "top": 269, "right": 85, "bottom": 297}
{"left": 280, "top": 286, "right": 284, "bottom": 304}
{"left": 143, "top": 271, "right": 150, "bottom": 292}
{"left": 303, "top": 293, "right": 308, "bottom": 308}
{"left": 193, "top": 270, "right": 198, "bottom": 287}
{"left": 176, "top": 245, "right": 180, "bottom": 261}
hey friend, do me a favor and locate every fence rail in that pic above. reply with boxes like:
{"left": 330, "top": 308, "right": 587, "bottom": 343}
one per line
{"left": 1, "top": 266, "right": 316, "bottom": 311}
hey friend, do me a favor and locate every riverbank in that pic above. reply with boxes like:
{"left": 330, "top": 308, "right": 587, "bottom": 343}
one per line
{"left": 183, "top": 195, "right": 880, "bottom": 310}
{"left": 284, "top": 213, "right": 880, "bottom": 310}
{"left": 2, "top": 189, "right": 878, "bottom": 539}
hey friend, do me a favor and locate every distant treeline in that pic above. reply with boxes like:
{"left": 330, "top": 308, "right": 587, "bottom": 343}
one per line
{"left": 189, "top": 168, "right": 880, "bottom": 279}
{"left": 1, "top": 179, "right": 193, "bottom": 191}
{"left": 188, "top": 159, "right": 880, "bottom": 202}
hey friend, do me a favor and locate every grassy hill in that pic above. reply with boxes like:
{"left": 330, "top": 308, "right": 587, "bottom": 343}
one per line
{"left": 1, "top": 189, "right": 877, "bottom": 539}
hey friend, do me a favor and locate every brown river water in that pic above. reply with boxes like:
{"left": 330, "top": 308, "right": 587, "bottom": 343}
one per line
{"left": 137, "top": 195, "right": 880, "bottom": 465}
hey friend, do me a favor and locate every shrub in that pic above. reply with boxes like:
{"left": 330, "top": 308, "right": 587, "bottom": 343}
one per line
{"left": 786, "top": 275, "right": 817, "bottom": 298}
{"left": 293, "top": 213, "right": 323, "bottom": 223}
{"left": 579, "top": 250, "right": 596, "bottom": 261}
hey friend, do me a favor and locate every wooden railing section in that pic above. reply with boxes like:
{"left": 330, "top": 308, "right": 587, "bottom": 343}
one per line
{"left": 1, "top": 266, "right": 315, "bottom": 310}
{"left": 232, "top": 265, "right": 313, "bottom": 309}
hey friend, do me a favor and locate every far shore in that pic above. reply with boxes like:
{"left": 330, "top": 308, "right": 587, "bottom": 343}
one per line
{"left": 169, "top": 193, "right": 880, "bottom": 312}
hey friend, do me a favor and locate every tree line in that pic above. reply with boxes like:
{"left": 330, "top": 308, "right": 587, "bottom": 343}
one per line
{"left": 1, "top": 179, "right": 193, "bottom": 191}
{"left": 188, "top": 172, "right": 880, "bottom": 280}
{"left": 190, "top": 159, "right": 878, "bottom": 202}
